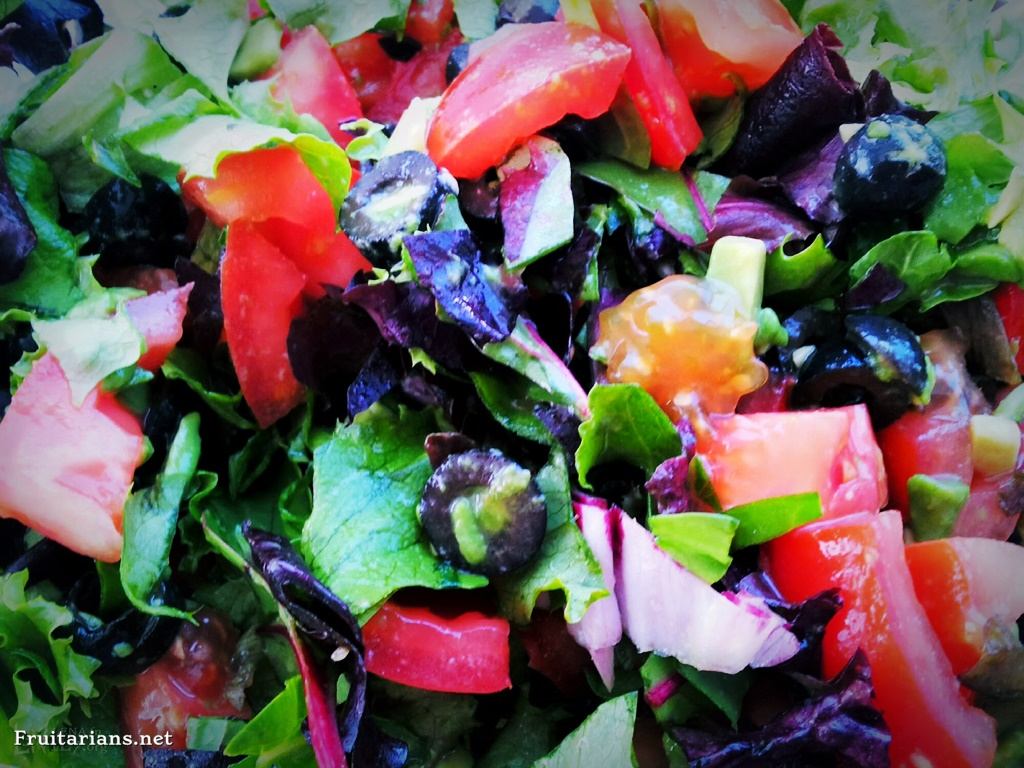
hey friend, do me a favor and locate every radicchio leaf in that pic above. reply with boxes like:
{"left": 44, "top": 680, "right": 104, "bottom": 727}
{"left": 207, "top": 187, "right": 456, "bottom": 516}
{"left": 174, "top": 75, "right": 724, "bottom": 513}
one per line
{"left": 3, "top": 0, "right": 104, "bottom": 73}
{"left": 717, "top": 24, "right": 861, "bottom": 178}
{"left": 646, "top": 420, "right": 698, "bottom": 516}
{"left": 843, "top": 262, "right": 908, "bottom": 311}
{"left": 860, "top": 70, "right": 935, "bottom": 123}
{"left": 0, "top": 152, "right": 35, "bottom": 284}
{"left": 705, "top": 193, "right": 815, "bottom": 253}
{"left": 776, "top": 134, "right": 845, "bottom": 226}
{"left": 404, "top": 230, "right": 516, "bottom": 344}
{"left": 672, "top": 651, "right": 890, "bottom": 768}
{"left": 244, "top": 525, "right": 365, "bottom": 757}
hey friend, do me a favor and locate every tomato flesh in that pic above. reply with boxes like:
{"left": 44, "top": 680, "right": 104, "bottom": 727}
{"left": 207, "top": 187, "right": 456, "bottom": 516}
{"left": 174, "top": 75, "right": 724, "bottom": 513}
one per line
{"left": 121, "top": 612, "right": 248, "bottom": 764}
{"left": 0, "top": 354, "right": 144, "bottom": 562}
{"left": 591, "top": 0, "right": 702, "bottom": 169}
{"left": 427, "top": 22, "right": 630, "bottom": 178}
{"left": 221, "top": 222, "right": 307, "bottom": 428}
{"left": 406, "top": 0, "right": 455, "bottom": 45}
{"left": 656, "top": 0, "right": 802, "bottom": 99}
{"left": 333, "top": 34, "right": 397, "bottom": 117}
{"left": 906, "top": 537, "right": 1024, "bottom": 675}
{"left": 125, "top": 284, "right": 193, "bottom": 371}
{"left": 993, "top": 282, "right": 1024, "bottom": 374}
{"left": 362, "top": 602, "right": 511, "bottom": 694}
{"left": 269, "top": 26, "right": 363, "bottom": 146}
{"left": 696, "top": 404, "right": 887, "bottom": 516}
{"left": 766, "top": 511, "right": 997, "bottom": 768}
{"left": 367, "top": 33, "right": 461, "bottom": 125}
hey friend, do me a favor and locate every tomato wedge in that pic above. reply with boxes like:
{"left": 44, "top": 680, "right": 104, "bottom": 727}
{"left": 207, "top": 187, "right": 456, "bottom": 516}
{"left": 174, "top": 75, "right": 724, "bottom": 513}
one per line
{"left": 221, "top": 222, "right": 307, "bottom": 428}
{"left": 269, "top": 26, "right": 363, "bottom": 146}
{"left": 591, "top": 0, "right": 703, "bottom": 169}
{"left": 333, "top": 33, "right": 397, "bottom": 117}
{"left": 182, "top": 146, "right": 336, "bottom": 232}
{"left": 906, "top": 537, "right": 1024, "bottom": 675}
{"left": 696, "top": 404, "right": 886, "bottom": 517}
{"left": 254, "top": 218, "right": 370, "bottom": 298}
{"left": 368, "top": 34, "right": 461, "bottom": 125}
{"left": 125, "top": 284, "right": 193, "bottom": 371}
{"left": 994, "top": 282, "right": 1024, "bottom": 375}
{"left": 362, "top": 602, "right": 511, "bottom": 694}
{"left": 0, "top": 354, "right": 144, "bottom": 562}
{"left": 656, "top": 0, "right": 803, "bottom": 99}
{"left": 767, "top": 511, "right": 997, "bottom": 768}
{"left": 406, "top": 0, "right": 455, "bottom": 45}
{"left": 427, "top": 22, "right": 630, "bottom": 178}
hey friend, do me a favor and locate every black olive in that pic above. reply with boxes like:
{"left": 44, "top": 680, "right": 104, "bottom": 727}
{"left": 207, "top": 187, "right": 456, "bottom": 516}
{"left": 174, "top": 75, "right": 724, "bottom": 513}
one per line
{"left": 445, "top": 42, "right": 470, "bottom": 84}
{"left": 142, "top": 750, "right": 234, "bottom": 768}
{"left": 418, "top": 449, "right": 546, "bottom": 575}
{"left": 84, "top": 175, "right": 190, "bottom": 268}
{"left": 378, "top": 34, "right": 421, "bottom": 61}
{"left": 498, "top": 0, "right": 561, "bottom": 25}
{"left": 339, "top": 151, "right": 457, "bottom": 266}
{"left": 834, "top": 114, "right": 946, "bottom": 216}
{"left": 845, "top": 314, "right": 929, "bottom": 397}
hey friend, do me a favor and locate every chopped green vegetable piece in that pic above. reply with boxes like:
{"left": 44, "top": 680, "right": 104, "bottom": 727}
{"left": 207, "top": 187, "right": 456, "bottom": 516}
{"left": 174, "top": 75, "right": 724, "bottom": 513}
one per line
{"left": 765, "top": 234, "right": 840, "bottom": 296}
{"left": 649, "top": 513, "right": 738, "bottom": 583}
{"left": 907, "top": 474, "right": 969, "bottom": 542}
{"left": 725, "top": 492, "right": 824, "bottom": 548}
{"left": 533, "top": 693, "right": 637, "bottom": 768}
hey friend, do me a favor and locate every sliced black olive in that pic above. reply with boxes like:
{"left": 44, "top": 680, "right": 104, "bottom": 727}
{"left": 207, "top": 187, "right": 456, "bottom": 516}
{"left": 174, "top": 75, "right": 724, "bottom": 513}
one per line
{"left": 445, "top": 42, "right": 470, "bottom": 84}
{"left": 339, "top": 151, "right": 457, "bottom": 266}
{"left": 498, "top": 0, "right": 561, "bottom": 25}
{"left": 85, "top": 175, "right": 190, "bottom": 268}
{"left": 142, "top": 750, "right": 234, "bottom": 768}
{"left": 834, "top": 113, "right": 946, "bottom": 216}
{"left": 779, "top": 307, "right": 842, "bottom": 370}
{"left": 418, "top": 449, "right": 546, "bottom": 575}
{"left": 845, "top": 314, "right": 929, "bottom": 397}
{"left": 424, "top": 432, "right": 477, "bottom": 469}
{"left": 378, "top": 34, "right": 421, "bottom": 61}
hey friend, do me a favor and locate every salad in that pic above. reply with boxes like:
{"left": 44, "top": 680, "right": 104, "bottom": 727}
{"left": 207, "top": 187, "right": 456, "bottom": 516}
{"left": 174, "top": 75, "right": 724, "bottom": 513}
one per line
{"left": 0, "top": 0, "right": 1022, "bottom": 766}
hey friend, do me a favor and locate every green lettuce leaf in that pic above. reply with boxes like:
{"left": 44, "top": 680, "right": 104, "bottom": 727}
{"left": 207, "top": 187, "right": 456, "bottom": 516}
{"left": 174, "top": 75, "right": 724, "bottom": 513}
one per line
{"left": 848, "top": 230, "right": 953, "bottom": 311}
{"left": 575, "top": 383, "right": 682, "bottom": 490}
{"left": 225, "top": 675, "right": 314, "bottom": 768}
{"left": 301, "top": 405, "right": 486, "bottom": 618}
{"left": 121, "top": 413, "right": 202, "bottom": 619}
{"left": 152, "top": 0, "right": 249, "bottom": 105}
{"left": 0, "top": 149, "right": 84, "bottom": 316}
{"left": 0, "top": 570, "right": 100, "bottom": 736}
{"left": 161, "top": 349, "right": 256, "bottom": 430}
{"left": 470, "top": 371, "right": 558, "bottom": 446}
{"left": 577, "top": 159, "right": 729, "bottom": 245}
{"left": 533, "top": 693, "right": 637, "bottom": 768}
{"left": 724, "top": 492, "right": 823, "bottom": 548}
{"left": 265, "top": 0, "right": 411, "bottom": 42}
{"left": 496, "top": 450, "right": 607, "bottom": 624}
{"left": 648, "top": 513, "right": 738, "bottom": 584}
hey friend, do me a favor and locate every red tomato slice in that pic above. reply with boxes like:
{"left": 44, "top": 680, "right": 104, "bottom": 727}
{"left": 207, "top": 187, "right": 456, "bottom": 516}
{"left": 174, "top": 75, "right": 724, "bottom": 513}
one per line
{"left": 362, "top": 602, "right": 511, "bottom": 694}
{"left": 427, "top": 22, "right": 630, "bottom": 178}
{"left": 182, "top": 146, "right": 336, "bottom": 233}
{"left": 906, "top": 537, "right": 1024, "bottom": 675}
{"left": 125, "top": 284, "right": 193, "bottom": 371}
{"left": 255, "top": 218, "right": 371, "bottom": 298}
{"left": 591, "top": 0, "right": 703, "bottom": 169}
{"left": 221, "top": 222, "right": 307, "bottom": 428}
{"left": 270, "top": 26, "right": 363, "bottom": 146}
{"left": 879, "top": 331, "right": 976, "bottom": 516}
{"left": 368, "top": 34, "right": 461, "bottom": 125}
{"left": 0, "top": 354, "right": 144, "bottom": 562}
{"left": 994, "top": 283, "right": 1024, "bottom": 374}
{"left": 333, "top": 34, "right": 397, "bottom": 117}
{"left": 766, "top": 511, "right": 997, "bottom": 768}
{"left": 695, "top": 404, "right": 887, "bottom": 517}
{"left": 656, "top": 0, "right": 803, "bottom": 99}
{"left": 406, "top": 0, "right": 455, "bottom": 45}
{"left": 121, "top": 612, "right": 248, "bottom": 766}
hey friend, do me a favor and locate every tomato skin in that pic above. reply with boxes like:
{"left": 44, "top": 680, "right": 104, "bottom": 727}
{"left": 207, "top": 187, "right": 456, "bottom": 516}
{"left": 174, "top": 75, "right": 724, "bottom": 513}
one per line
{"left": 427, "top": 22, "right": 630, "bottom": 178}
{"left": 254, "top": 218, "right": 370, "bottom": 297}
{"left": 362, "top": 602, "right": 511, "bottom": 694}
{"left": 125, "top": 284, "right": 193, "bottom": 371}
{"left": 696, "top": 404, "right": 887, "bottom": 517}
{"left": 591, "top": 0, "right": 702, "bottom": 169}
{"left": 406, "top": 0, "right": 455, "bottom": 45}
{"left": 906, "top": 537, "right": 1024, "bottom": 675}
{"left": 993, "top": 283, "right": 1024, "bottom": 374}
{"left": 121, "top": 612, "right": 248, "bottom": 765}
{"left": 656, "top": 0, "right": 803, "bottom": 99}
{"left": 333, "top": 34, "right": 397, "bottom": 116}
{"left": 221, "top": 222, "right": 307, "bottom": 428}
{"left": 270, "top": 26, "right": 363, "bottom": 146}
{"left": 766, "top": 511, "right": 997, "bottom": 768}
{"left": 0, "top": 354, "right": 144, "bottom": 562}
{"left": 878, "top": 331, "right": 976, "bottom": 516}
{"left": 182, "top": 146, "right": 336, "bottom": 232}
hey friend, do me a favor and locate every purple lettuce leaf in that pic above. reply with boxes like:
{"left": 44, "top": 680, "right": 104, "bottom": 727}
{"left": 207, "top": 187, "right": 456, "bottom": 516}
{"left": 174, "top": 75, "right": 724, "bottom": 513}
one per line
{"left": 0, "top": 152, "right": 36, "bottom": 284}
{"left": 775, "top": 134, "right": 845, "bottom": 227}
{"left": 861, "top": 70, "right": 935, "bottom": 123}
{"left": 174, "top": 258, "right": 223, "bottom": 357}
{"left": 672, "top": 651, "right": 890, "bottom": 768}
{"left": 3, "top": 0, "right": 104, "bottom": 73}
{"left": 0, "top": 23, "right": 17, "bottom": 70}
{"left": 843, "top": 262, "right": 908, "bottom": 311}
{"left": 404, "top": 230, "right": 516, "bottom": 345}
{"left": 346, "top": 344, "right": 401, "bottom": 416}
{"left": 717, "top": 24, "right": 861, "bottom": 179}
{"left": 244, "top": 525, "right": 366, "bottom": 754}
{"left": 706, "top": 193, "right": 815, "bottom": 253}
{"left": 646, "top": 420, "right": 699, "bottom": 515}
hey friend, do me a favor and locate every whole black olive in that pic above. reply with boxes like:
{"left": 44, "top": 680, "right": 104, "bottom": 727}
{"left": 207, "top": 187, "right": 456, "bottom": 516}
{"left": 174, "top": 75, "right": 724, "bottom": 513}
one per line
{"left": 834, "top": 114, "right": 946, "bottom": 216}
{"left": 845, "top": 314, "right": 929, "bottom": 396}
{"left": 339, "top": 151, "right": 457, "bottom": 266}
{"left": 418, "top": 449, "right": 546, "bottom": 575}
{"left": 84, "top": 175, "right": 189, "bottom": 268}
